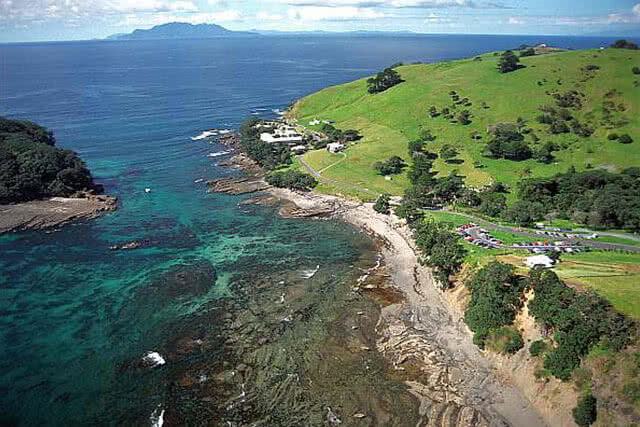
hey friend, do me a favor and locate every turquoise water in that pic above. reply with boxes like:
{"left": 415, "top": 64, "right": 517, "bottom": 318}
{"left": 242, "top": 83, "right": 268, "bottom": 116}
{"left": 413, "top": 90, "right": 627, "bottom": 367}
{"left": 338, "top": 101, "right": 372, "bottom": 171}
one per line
{"left": 0, "top": 35, "right": 619, "bottom": 425}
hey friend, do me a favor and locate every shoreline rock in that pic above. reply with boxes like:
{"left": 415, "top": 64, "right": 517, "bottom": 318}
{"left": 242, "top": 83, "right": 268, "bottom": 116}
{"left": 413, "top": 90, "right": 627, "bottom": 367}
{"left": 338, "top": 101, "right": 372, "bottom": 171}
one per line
{"left": 0, "top": 193, "right": 117, "bottom": 234}
{"left": 264, "top": 187, "right": 550, "bottom": 427}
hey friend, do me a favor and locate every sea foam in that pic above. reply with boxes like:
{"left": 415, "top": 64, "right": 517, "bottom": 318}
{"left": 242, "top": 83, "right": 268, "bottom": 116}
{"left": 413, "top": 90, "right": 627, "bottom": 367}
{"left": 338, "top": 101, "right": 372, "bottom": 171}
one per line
{"left": 191, "top": 130, "right": 218, "bottom": 141}
{"left": 142, "top": 351, "right": 166, "bottom": 368}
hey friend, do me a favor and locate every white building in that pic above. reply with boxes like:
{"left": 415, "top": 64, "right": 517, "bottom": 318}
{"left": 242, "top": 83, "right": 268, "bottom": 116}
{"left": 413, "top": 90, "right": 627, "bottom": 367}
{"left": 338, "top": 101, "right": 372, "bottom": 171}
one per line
{"left": 291, "top": 145, "right": 308, "bottom": 154}
{"left": 260, "top": 124, "right": 304, "bottom": 144}
{"left": 327, "top": 143, "right": 345, "bottom": 153}
{"left": 524, "top": 255, "right": 555, "bottom": 269}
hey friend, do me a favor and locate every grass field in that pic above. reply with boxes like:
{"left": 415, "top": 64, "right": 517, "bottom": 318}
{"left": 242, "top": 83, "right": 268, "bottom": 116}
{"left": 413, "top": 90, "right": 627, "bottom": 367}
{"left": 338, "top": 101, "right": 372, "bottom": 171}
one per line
{"left": 499, "top": 251, "right": 640, "bottom": 318}
{"left": 293, "top": 48, "right": 640, "bottom": 201}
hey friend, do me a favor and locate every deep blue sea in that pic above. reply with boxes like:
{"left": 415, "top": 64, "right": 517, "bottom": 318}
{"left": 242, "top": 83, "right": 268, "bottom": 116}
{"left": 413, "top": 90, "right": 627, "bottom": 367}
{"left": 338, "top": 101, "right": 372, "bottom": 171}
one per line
{"left": 0, "top": 34, "right": 620, "bottom": 426}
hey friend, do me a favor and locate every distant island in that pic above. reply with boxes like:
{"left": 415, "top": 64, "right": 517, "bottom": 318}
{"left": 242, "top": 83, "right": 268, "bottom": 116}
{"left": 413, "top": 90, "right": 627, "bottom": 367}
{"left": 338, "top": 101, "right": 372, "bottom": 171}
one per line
{"left": 0, "top": 117, "right": 116, "bottom": 232}
{"left": 107, "top": 22, "right": 256, "bottom": 41}
{"left": 107, "top": 23, "right": 428, "bottom": 41}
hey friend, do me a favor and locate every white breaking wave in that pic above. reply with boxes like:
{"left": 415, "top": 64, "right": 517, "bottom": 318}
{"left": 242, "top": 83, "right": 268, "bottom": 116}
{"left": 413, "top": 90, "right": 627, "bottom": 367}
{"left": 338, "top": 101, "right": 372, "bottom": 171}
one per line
{"left": 272, "top": 108, "right": 285, "bottom": 116}
{"left": 150, "top": 405, "right": 165, "bottom": 427}
{"left": 218, "top": 129, "right": 232, "bottom": 134}
{"left": 208, "top": 151, "right": 231, "bottom": 158}
{"left": 191, "top": 130, "right": 218, "bottom": 141}
{"left": 142, "top": 351, "right": 166, "bottom": 368}
{"left": 301, "top": 265, "right": 320, "bottom": 279}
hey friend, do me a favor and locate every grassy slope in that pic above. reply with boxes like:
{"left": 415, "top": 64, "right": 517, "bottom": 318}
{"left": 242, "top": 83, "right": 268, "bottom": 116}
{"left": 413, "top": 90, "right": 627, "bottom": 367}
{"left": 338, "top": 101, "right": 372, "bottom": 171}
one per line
{"left": 294, "top": 48, "right": 640, "bottom": 199}
{"left": 293, "top": 47, "right": 640, "bottom": 317}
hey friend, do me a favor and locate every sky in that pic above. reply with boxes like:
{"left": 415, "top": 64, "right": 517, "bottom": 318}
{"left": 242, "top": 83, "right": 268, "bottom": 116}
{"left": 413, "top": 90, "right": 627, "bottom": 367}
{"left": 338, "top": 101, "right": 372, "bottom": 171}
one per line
{"left": 0, "top": 0, "right": 639, "bottom": 42}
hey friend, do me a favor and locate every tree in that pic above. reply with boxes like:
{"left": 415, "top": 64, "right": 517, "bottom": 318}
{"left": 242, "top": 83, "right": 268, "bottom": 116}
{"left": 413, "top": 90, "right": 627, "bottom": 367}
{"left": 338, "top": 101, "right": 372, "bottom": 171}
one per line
{"left": 440, "top": 144, "right": 459, "bottom": 163}
{"left": 633, "top": 66, "right": 640, "bottom": 75}
{"left": 478, "top": 192, "right": 507, "bottom": 217}
{"left": 498, "top": 50, "right": 521, "bottom": 73}
{"left": 367, "top": 68, "right": 403, "bottom": 94}
{"left": 408, "top": 140, "right": 424, "bottom": 156}
{"left": 458, "top": 110, "right": 472, "bottom": 125}
{"left": 408, "top": 152, "right": 437, "bottom": 186}
{"left": 520, "top": 47, "right": 536, "bottom": 57}
{"left": 374, "top": 156, "right": 406, "bottom": 176}
{"left": 619, "top": 134, "right": 633, "bottom": 144}
{"left": 573, "top": 393, "right": 597, "bottom": 427}
{"left": 611, "top": 39, "right": 639, "bottom": 49}
{"left": 428, "top": 106, "right": 439, "bottom": 118}
{"left": 374, "top": 193, "right": 392, "bottom": 214}
{"left": 420, "top": 129, "right": 436, "bottom": 141}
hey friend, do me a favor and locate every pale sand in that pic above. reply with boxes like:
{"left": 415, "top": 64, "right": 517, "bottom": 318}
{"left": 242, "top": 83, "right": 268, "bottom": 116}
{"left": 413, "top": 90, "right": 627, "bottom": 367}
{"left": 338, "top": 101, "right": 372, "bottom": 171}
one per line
{"left": 268, "top": 187, "right": 549, "bottom": 427}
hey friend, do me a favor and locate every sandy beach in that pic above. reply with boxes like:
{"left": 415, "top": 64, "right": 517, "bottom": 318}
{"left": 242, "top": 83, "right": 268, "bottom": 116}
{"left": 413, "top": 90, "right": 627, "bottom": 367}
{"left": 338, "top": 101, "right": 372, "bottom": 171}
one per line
{"left": 267, "top": 187, "right": 549, "bottom": 427}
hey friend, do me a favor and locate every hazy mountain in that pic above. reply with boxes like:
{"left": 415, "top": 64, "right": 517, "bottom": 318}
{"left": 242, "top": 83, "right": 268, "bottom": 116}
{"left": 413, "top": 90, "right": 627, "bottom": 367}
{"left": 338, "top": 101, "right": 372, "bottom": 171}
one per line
{"left": 109, "top": 22, "right": 256, "bottom": 40}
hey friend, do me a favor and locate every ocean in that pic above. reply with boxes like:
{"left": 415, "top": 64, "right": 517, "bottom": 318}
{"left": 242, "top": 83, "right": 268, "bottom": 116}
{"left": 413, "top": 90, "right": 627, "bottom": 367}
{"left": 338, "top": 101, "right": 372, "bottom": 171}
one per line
{"left": 0, "top": 34, "right": 619, "bottom": 426}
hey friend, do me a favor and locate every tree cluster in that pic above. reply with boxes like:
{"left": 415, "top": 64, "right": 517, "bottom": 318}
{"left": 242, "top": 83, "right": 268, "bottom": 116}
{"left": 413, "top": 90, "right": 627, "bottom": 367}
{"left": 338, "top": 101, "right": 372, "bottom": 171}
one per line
{"left": 374, "top": 156, "right": 406, "bottom": 176}
{"left": 518, "top": 168, "right": 640, "bottom": 231}
{"left": 611, "top": 39, "right": 639, "bottom": 50}
{"left": 528, "top": 268, "right": 633, "bottom": 380}
{"left": 412, "top": 219, "right": 467, "bottom": 288}
{"left": 464, "top": 262, "right": 525, "bottom": 347}
{"left": 0, "top": 116, "right": 100, "bottom": 203}
{"left": 498, "top": 50, "right": 521, "bottom": 73}
{"left": 266, "top": 170, "right": 317, "bottom": 192}
{"left": 367, "top": 68, "right": 403, "bottom": 94}
{"left": 485, "top": 123, "right": 532, "bottom": 160}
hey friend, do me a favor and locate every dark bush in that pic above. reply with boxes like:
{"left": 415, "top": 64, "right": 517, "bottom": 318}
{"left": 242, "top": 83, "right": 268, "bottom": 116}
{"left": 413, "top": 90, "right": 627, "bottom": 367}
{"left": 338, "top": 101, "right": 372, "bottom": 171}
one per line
{"left": 374, "top": 156, "right": 406, "bottom": 175}
{"left": 633, "top": 66, "right": 640, "bottom": 75}
{"left": 607, "top": 133, "right": 619, "bottom": 140}
{"left": 619, "top": 134, "right": 633, "bottom": 144}
{"left": 529, "top": 340, "right": 547, "bottom": 356}
{"left": 572, "top": 393, "right": 597, "bottom": 427}
{"left": 374, "top": 193, "right": 391, "bottom": 215}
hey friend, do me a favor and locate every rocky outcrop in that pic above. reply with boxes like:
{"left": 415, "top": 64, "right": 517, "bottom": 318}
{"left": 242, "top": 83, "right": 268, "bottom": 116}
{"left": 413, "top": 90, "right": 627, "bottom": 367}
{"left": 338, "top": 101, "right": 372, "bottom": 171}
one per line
{"left": 207, "top": 176, "right": 269, "bottom": 195}
{"left": 0, "top": 193, "right": 117, "bottom": 233}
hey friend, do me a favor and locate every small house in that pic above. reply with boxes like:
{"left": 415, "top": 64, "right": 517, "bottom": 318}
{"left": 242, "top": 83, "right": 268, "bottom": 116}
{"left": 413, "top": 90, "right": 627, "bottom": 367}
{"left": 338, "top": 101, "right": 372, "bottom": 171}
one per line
{"left": 524, "top": 255, "right": 555, "bottom": 269}
{"left": 291, "top": 145, "right": 308, "bottom": 154}
{"left": 327, "top": 143, "right": 345, "bottom": 153}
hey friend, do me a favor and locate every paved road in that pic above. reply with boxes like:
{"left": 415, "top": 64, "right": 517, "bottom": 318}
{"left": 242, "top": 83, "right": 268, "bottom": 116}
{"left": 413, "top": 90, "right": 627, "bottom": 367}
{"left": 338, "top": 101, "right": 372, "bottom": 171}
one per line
{"left": 297, "top": 154, "right": 640, "bottom": 253}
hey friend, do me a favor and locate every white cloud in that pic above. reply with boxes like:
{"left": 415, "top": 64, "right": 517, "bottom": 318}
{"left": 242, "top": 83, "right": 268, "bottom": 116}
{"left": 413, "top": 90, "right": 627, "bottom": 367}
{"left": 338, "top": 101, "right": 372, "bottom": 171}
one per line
{"left": 287, "top": 6, "right": 387, "bottom": 20}
{"left": 424, "top": 12, "right": 452, "bottom": 23}
{"left": 257, "top": 11, "right": 284, "bottom": 21}
{"left": 117, "top": 10, "right": 242, "bottom": 27}
{"left": 634, "top": 3, "right": 640, "bottom": 17}
{"left": 508, "top": 16, "right": 523, "bottom": 25}
{"left": 283, "top": 0, "right": 473, "bottom": 8}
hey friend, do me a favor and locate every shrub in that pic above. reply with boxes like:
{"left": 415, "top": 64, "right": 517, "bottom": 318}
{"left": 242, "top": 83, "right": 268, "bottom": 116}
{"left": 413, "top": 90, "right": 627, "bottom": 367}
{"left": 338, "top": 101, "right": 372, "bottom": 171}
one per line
{"left": 611, "top": 39, "right": 639, "bottom": 50}
{"left": 529, "top": 340, "right": 547, "bottom": 357}
{"left": 572, "top": 393, "right": 597, "bottom": 427}
{"left": 619, "top": 134, "right": 633, "bottom": 144}
{"left": 520, "top": 47, "right": 535, "bottom": 57}
{"left": 607, "top": 133, "right": 619, "bottom": 140}
{"left": 374, "top": 193, "right": 392, "bottom": 215}
{"left": 633, "top": 66, "right": 640, "bottom": 75}
{"left": 621, "top": 381, "right": 640, "bottom": 403}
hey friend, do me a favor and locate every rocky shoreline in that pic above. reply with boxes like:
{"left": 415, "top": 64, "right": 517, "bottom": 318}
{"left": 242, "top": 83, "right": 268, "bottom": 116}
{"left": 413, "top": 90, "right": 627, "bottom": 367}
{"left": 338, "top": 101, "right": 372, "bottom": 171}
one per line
{"left": 0, "top": 193, "right": 117, "bottom": 234}
{"left": 205, "top": 140, "right": 549, "bottom": 426}
{"left": 266, "top": 188, "right": 549, "bottom": 427}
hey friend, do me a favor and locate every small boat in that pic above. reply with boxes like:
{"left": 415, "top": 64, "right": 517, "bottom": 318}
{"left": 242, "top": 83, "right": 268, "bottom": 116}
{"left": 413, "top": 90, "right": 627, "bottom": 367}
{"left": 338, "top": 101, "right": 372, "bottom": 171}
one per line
{"left": 145, "top": 188, "right": 152, "bottom": 193}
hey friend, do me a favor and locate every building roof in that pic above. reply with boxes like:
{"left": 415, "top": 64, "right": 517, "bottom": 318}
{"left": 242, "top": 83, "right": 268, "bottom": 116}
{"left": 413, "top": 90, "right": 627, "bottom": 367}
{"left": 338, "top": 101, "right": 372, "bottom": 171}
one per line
{"left": 524, "top": 255, "right": 555, "bottom": 268}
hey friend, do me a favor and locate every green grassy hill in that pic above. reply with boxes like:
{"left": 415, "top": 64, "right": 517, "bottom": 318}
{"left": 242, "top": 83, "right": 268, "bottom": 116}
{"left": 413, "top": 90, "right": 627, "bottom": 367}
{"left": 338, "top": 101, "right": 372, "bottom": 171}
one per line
{"left": 292, "top": 48, "right": 640, "bottom": 201}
